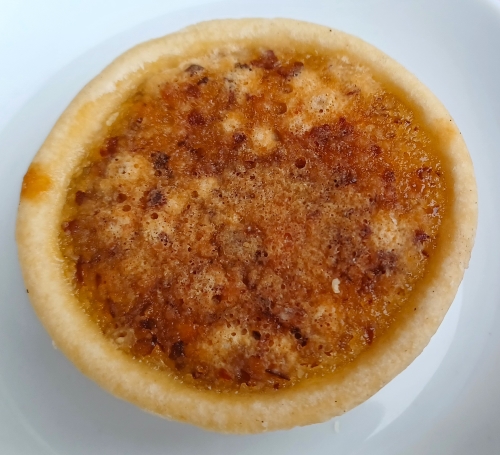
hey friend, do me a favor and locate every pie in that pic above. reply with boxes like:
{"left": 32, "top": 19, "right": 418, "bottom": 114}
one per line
{"left": 16, "top": 18, "right": 477, "bottom": 433}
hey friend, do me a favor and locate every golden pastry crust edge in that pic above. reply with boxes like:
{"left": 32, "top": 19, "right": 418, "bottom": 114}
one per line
{"left": 16, "top": 18, "right": 477, "bottom": 433}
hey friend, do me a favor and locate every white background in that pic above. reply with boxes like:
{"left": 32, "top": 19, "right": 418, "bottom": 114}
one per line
{"left": 1, "top": 0, "right": 500, "bottom": 453}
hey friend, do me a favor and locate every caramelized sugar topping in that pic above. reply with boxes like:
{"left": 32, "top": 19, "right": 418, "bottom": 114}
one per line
{"left": 21, "top": 164, "right": 52, "bottom": 200}
{"left": 60, "top": 47, "right": 446, "bottom": 391}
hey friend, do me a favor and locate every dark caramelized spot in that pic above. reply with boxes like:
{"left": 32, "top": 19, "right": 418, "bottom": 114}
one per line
{"left": 186, "top": 84, "right": 200, "bottom": 98}
{"left": 277, "top": 61, "right": 304, "bottom": 78}
{"left": 158, "top": 232, "right": 169, "bottom": 245}
{"left": 132, "top": 338, "right": 156, "bottom": 356}
{"left": 187, "top": 111, "right": 205, "bottom": 126}
{"left": 295, "top": 158, "right": 306, "bottom": 169}
{"left": 237, "top": 369, "right": 251, "bottom": 385}
{"left": 219, "top": 368, "right": 232, "bottom": 380}
{"left": 75, "top": 191, "right": 86, "bottom": 205}
{"left": 169, "top": 341, "right": 185, "bottom": 360}
{"left": 227, "top": 90, "right": 236, "bottom": 106}
{"left": 235, "top": 62, "right": 250, "bottom": 69}
{"left": 251, "top": 50, "right": 279, "bottom": 69}
{"left": 309, "top": 124, "right": 332, "bottom": 148}
{"left": 75, "top": 256, "right": 84, "bottom": 283}
{"left": 382, "top": 169, "right": 395, "bottom": 183}
{"left": 116, "top": 193, "right": 127, "bottom": 203}
{"left": 373, "top": 251, "right": 398, "bottom": 275}
{"left": 192, "top": 364, "right": 207, "bottom": 379}
{"left": 364, "top": 325, "right": 376, "bottom": 345}
{"left": 333, "top": 166, "right": 357, "bottom": 187}
{"left": 360, "top": 223, "right": 372, "bottom": 239}
{"left": 275, "top": 102, "right": 287, "bottom": 114}
{"left": 370, "top": 144, "right": 382, "bottom": 156}
{"left": 265, "top": 369, "right": 290, "bottom": 381}
{"left": 62, "top": 219, "right": 79, "bottom": 234}
{"left": 335, "top": 117, "right": 354, "bottom": 137}
{"left": 233, "top": 132, "right": 247, "bottom": 144}
{"left": 140, "top": 318, "right": 156, "bottom": 329}
{"left": 185, "top": 64, "right": 204, "bottom": 75}
{"left": 144, "top": 189, "right": 166, "bottom": 208}
{"left": 417, "top": 167, "right": 432, "bottom": 179}
{"left": 151, "top": 152, "right": 170, "bottom": 170}
{"left": 106, "top": 298, "right": 117, "bottom": 318}
{"left": 415, "top": 229, "right": 430, "bottom": 243}
{"left": 99, "top": 137, "right": 119, "bottom": 157}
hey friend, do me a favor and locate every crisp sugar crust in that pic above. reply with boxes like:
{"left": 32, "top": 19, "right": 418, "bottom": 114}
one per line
{"left": 61, "top": 47, "right": 445, "bottom": 391}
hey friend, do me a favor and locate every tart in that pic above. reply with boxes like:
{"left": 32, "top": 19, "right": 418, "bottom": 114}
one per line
{"left": 16, "top": 19, "right": 477, "bottom": 433}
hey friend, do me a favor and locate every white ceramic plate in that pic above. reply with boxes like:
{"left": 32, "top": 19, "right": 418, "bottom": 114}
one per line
{"left": 1, "top": 0, "right": 499, "bottom": 453}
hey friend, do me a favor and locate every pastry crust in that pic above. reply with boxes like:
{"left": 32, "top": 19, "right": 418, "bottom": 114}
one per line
{"left": 16, "top": 18, "right": 477, "bottom": 433}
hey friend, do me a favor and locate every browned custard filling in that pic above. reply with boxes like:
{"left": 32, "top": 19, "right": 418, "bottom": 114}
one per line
{"left": 60, "top": 46, "right": 446, "bottom": 392}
